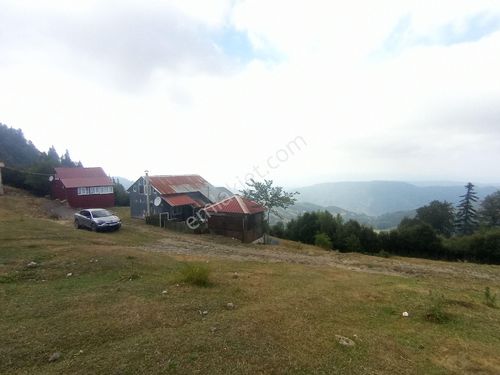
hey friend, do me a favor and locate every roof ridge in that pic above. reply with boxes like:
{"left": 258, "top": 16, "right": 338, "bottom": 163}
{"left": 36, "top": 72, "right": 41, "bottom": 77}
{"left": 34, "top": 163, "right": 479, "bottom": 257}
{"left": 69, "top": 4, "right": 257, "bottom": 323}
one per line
{"left": 234, "top": 195, "right": 250, "bottom": 214}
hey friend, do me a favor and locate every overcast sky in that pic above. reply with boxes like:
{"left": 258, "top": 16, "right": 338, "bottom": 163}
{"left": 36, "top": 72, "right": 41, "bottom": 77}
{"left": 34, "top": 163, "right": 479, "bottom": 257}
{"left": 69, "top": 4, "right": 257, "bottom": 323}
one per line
{"left": 1, "top": 0, "right": 499, "bottom": 188}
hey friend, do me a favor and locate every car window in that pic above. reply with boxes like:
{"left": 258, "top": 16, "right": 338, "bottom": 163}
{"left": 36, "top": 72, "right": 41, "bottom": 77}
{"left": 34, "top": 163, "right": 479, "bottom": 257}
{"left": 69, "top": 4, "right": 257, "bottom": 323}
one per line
{"left": 80, "top": 210, "right": 90, "bottom": 218}
{"left": 92, "top": 209, "right": 112, "bottom": 218}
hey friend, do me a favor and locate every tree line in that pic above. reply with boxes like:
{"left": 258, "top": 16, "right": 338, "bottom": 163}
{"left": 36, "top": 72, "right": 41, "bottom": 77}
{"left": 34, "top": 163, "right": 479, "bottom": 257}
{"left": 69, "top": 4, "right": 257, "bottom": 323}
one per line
{"left": 0, "top": 123, "right": 129, "bottom": 205}
{"left": 270, "top": 183, "right": 500, "bottom": 264}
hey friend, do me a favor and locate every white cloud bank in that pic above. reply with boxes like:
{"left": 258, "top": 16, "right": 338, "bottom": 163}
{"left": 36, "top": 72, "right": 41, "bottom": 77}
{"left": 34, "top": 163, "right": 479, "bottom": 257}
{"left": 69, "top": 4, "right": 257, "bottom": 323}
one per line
{"left": 0, "top": 0, "right": 499, "bottom": 187}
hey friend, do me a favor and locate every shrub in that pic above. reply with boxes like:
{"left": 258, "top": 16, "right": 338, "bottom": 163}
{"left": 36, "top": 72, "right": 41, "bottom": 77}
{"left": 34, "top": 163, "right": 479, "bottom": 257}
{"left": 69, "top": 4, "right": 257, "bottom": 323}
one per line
{"left": 424, "top": 291, "right": 450, "bottom": 323}
{"left": 179, "top": 263, "right": 211, "bottom": 287}
{"left": 376, "top": 250, "right": 391, "bottom": 258}
{"left": 484, "top": 287, "right": 497, "bottom": 308}
{"left": 314, "top": 232, "right": 332, "bottom": 250}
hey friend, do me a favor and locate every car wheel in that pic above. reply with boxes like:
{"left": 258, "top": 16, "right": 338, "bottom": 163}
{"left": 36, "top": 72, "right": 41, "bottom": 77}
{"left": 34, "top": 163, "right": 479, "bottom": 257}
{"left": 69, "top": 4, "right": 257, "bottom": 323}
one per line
{"left": 91, "top": 223, "right": 97, "bottom": 232}
{"left": 74, "top": 220, "right": 80, "bottom": 229}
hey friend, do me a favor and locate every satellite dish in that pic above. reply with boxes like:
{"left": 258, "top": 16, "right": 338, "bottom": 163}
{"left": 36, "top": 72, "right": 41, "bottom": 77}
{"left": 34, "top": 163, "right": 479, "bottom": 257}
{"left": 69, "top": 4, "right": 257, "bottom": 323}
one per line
{"left": 48, "top": 176, "right": 54, "bottom": 182}
{"left": 154, "top": 196, "right": 162, "bottom": 207}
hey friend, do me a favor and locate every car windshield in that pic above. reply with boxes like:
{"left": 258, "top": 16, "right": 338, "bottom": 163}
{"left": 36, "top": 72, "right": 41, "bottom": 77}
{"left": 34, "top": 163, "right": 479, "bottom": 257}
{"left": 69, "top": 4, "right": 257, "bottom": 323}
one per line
{"left": 92, "top": 209, "right": 112, "bottom": 218}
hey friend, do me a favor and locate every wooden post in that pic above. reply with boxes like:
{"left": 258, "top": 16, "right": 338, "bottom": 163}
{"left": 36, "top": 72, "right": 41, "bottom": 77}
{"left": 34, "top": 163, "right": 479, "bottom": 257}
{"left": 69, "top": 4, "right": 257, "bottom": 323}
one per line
{"left": 0, "top": 162, "right": 4, "bottom": 195}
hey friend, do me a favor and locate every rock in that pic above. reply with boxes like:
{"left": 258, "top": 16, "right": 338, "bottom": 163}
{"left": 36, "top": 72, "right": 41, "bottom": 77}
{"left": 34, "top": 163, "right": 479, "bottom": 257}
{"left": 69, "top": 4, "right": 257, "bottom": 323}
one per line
{"left": 202, "top": 310, "right": 208, "bottom": 316}
{"left": 402, "top": 311, "right": 409, "bottom": 317}
{"left": 48, "top": 352, "right": 61, "bottom": 362}
{"left": 226, "top": 302, "right": 235, "bottom": 309}
{"left": 27, "top": 261, "right": 38, "bottom": 268}
{"left": 162, "top": 290, "right": 168, "bottom": 295}
{"left": 232, "top": 272, "right": 238, "bottom": 279}
{"left": 66, "top": 272, "right": 73, "bottom": 277}
{"left": 335, "top": 335, "right": 355, "bottom": 347}
{"left": 210, "top": 326, "right": 217, "bottom": 333}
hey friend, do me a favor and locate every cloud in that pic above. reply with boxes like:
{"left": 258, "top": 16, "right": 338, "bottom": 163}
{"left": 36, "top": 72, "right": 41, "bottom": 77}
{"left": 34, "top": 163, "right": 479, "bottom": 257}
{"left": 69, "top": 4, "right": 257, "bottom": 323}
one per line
{"left": 0, "top": 0, "right": 500, "bottom": 185}
{"left": 0, "top": 0, "right": 254, "bottom": 88}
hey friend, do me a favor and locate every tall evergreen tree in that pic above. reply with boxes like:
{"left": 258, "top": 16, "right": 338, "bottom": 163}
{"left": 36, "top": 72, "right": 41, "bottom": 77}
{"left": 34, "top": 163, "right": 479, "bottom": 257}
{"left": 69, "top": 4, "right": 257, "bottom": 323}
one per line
{"left": 60, "top": 149, "right": 76, "bottom": 167}
{"left": 47, "top": 146, "right": 61, "bottom": 166}
{"left": 455, "top": 182, "right": 479, "bottom": 235}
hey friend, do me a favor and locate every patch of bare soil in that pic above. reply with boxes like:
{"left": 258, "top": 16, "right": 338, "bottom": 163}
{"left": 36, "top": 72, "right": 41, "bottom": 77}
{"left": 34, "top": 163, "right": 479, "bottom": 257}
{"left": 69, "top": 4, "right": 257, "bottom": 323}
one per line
{"left": 41, "top": 200, "right": 76, "bottom": 220}
{"left": 142, "top": 233, "right": 500, "bottom": 281}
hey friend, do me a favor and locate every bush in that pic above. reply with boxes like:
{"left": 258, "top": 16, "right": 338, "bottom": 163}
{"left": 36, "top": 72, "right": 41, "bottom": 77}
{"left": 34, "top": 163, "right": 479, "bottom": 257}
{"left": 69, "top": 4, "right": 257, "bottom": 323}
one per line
{"left": 270, "top": 221, "right": 285, "bottom": 238}
{"left": 443, "top": 229, "right": 500, "bottom": 264}
{"left": 376, "top": 250, "right": 391, "bottom": 258}
{"left": 314, "top": 232, "right": 332, "bottom": 250}
{"left": 179, "top": 263, "right": 211, "bottom": 287}
{"left": 484, "top": 287, "right": 497, "bottom": 308}
{"left": 424, "top": 291, "right": 450, "bottom": 323}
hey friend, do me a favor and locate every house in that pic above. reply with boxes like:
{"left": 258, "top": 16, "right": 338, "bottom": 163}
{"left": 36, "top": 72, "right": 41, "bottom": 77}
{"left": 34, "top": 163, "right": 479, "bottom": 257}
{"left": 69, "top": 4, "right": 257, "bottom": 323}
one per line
{"left": 128, "top": 174, "right": 229, "bottom": 220}
{"left": 51, "top": 167, "right": 114, "bottom": 208}
{"left": 0, "top": 162, "right": 4, "bottom": 195}
{"left": 204, "top": 195, "right": 266, "bottom": 243}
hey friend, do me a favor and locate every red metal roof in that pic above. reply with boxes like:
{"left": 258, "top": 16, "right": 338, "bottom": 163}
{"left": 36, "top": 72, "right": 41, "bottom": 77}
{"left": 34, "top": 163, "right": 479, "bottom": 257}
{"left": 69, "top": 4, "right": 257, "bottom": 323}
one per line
{"left": 204, "top": 195, "right": 266, "bottom": 215}
{"left": 162, "top": 194, "right": 201, "bottom": 207}
{"left": 54, "top": 167, "right": 113, "bottom": 188}
{"left": 148, "top": 175, "right": 211, "bottom": 195}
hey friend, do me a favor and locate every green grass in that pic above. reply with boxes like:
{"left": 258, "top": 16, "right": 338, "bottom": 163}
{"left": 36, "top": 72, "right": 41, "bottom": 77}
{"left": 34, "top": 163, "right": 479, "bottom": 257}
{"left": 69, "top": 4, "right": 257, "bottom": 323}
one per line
{"left": 178, "top": 262, "right": 212, "bottom": 287}
{"left": 1, "top": 191, "right": 500, "bottom": 374}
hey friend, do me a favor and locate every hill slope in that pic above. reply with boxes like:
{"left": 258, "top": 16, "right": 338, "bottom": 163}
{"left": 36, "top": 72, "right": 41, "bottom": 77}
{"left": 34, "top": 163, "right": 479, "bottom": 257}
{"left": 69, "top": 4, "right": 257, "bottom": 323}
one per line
{"left": 1, "top": 190, "right": 500, "bottom": 374}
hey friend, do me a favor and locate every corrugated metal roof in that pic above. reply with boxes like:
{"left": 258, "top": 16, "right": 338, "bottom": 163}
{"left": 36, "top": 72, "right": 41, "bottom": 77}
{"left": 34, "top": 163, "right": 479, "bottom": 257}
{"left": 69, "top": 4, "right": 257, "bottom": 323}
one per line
{"left": 149, "top": 175, "right": 209, "bottom": 195}
{"left": 147, "top": 175, "right": 228, "bottom": 203}
{"left": 162, "top": 194, "right": 201, "bottom": 207}
{"left": 55, "top": 167, "right": 113, "bottom": 188}
{"left": 205, "top": 195, "right": 266, "bottom": 215}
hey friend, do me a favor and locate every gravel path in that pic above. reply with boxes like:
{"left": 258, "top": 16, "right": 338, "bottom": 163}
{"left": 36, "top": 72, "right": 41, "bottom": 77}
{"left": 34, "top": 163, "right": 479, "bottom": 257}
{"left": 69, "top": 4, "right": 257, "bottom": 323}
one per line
{"left": 142, "top": 234, "right": 500, "bottom": 281}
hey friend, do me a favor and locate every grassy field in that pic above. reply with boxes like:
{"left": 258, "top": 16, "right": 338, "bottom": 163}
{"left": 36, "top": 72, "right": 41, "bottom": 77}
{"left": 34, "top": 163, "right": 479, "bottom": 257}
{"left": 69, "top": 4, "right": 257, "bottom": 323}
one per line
{"left": 1, "top": 190, "right": 500, "bottom": 374}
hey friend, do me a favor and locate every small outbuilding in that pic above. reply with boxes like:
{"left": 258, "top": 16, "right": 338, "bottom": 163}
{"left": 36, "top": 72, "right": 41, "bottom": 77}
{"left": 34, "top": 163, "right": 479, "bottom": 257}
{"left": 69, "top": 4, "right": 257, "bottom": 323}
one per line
{"left": 51, "top": 167, "right": 114, "bottom": 208}
{"left": 204, "top": 195, "right": 266, "bottom": 243}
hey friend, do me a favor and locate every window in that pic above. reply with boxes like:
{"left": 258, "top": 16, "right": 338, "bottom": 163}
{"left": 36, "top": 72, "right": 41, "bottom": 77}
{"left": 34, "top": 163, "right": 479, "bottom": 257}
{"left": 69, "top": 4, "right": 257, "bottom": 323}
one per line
{"left": 77, "top": 187, "right": 89, "bottom": 195}
{"left": 139, "top": 184, "right": 144, "bottom": 194}
{"left": 80, "top": 210, "right": 91, "bottom": 218}
{"left": 77, "top": 186, "right": 113, "bottom": 195}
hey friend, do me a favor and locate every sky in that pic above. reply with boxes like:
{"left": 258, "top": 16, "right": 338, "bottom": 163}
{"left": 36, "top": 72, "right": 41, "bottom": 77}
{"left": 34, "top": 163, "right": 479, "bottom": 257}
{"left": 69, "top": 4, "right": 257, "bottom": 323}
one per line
{"left": 1, "top": 0, "right": 500, "bottom": 189}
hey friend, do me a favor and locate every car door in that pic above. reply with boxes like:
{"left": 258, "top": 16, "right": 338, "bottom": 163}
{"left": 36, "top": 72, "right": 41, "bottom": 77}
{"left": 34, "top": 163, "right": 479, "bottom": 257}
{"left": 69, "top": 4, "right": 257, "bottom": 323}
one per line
{"left": 81, "top": 210, "right": 92, "bottom": 228}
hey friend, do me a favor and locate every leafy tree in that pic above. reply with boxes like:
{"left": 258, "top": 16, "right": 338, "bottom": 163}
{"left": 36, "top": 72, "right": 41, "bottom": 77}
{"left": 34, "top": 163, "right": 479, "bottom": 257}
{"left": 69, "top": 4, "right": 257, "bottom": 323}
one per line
{"left": 480, "top": 191, "right": 500, "bottom": 227}
{"left": 416, "top": 200, "right": 455, "bottom": 237}
{"left": 455, "top": 182, "right": 479, "bottom": 235}
{"left": 270, "top": 221, "right": 286, "bottom": 238}
{"left": 314, "top": 232, "right": 332, "bottom": 250}
{"left": 241, "top": 179, "right": 298, "bottom": 237}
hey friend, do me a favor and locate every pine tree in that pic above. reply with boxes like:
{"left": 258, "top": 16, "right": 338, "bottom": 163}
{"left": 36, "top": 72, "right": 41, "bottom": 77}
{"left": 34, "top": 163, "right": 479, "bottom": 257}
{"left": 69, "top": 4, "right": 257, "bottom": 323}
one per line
{"left": 455, "top": 182, "right": 479, "bottom": 235}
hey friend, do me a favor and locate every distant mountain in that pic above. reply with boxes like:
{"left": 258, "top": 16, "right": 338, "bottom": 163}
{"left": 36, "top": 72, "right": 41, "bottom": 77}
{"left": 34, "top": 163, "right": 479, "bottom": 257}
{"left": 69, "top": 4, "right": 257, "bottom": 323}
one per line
{"left": 113, "top": 177, "right": 134, "bottom": 190}
{"left": 295, "top": 181, "right": 499, "bottom": 216}
{"left": 272, "top": 202, "right": 415, "bottom": 230}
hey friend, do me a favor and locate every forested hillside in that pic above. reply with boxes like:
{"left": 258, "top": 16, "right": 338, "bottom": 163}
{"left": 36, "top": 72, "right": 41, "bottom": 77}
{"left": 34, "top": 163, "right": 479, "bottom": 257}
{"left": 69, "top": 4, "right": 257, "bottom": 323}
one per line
{"left": 0, "top": 123, "right": 83, "bottom": 196}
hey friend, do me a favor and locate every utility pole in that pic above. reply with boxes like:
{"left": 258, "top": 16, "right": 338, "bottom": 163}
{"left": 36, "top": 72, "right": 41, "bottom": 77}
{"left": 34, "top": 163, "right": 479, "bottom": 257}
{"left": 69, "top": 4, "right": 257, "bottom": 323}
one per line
{"left": 145, "top": 170, "right": 151, "bottom": 217}
{"left": 0, "top": 162, "right": 4, "bottom": 195}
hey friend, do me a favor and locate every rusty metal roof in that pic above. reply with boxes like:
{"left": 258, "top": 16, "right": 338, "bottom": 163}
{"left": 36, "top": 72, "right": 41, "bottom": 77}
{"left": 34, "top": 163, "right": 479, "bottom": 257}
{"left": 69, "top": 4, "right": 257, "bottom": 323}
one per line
{"left": 205, "top": 195, "right": 266, "bottom": 215}
{"left": 148, "top": 175, "right": 226, "bottom": 203}
{"left": 54, "top": 167, "right": 113, "bottom": 188}
{"left": 162, "top": 194, "right": 201, "bottom": 207}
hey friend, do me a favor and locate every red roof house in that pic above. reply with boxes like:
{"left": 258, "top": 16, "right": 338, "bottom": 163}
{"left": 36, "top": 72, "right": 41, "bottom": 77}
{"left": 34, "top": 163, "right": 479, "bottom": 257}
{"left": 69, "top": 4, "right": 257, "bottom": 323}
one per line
{"left": 51, "top": 167, "right": 114, "bottom": 208}
{"left": 204, "top": 195, "right": 266, "bottom": 243}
